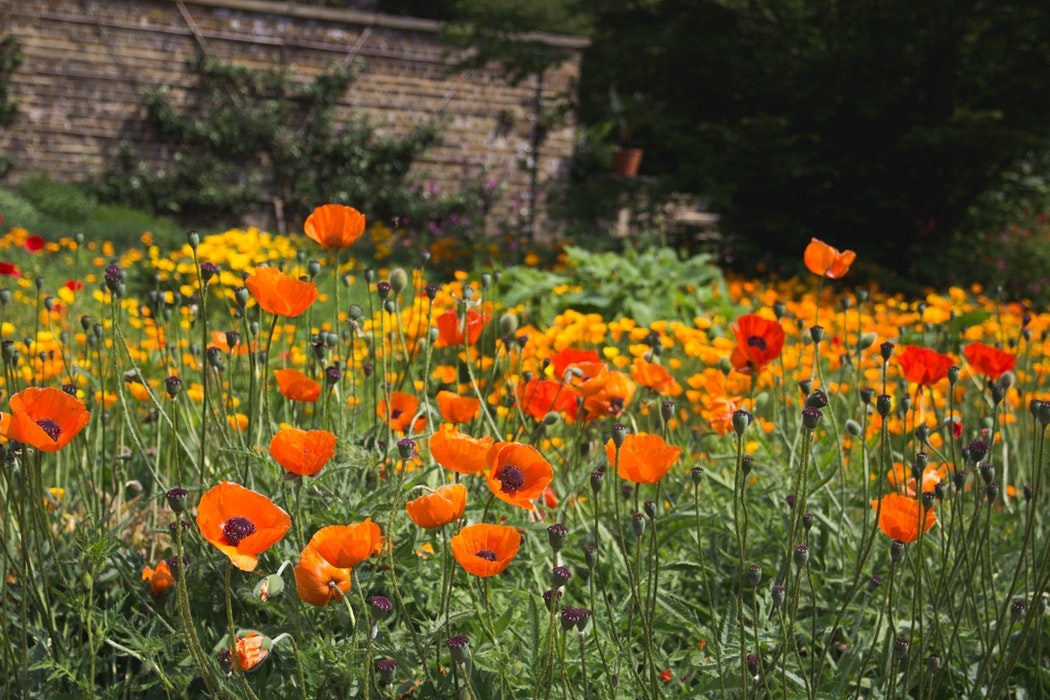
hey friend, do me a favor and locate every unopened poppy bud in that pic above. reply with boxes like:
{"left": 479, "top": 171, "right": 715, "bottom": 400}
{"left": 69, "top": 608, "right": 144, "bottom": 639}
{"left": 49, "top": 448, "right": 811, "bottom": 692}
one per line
{"left": 423, "top": 283, "right": 438, "bottom": 300}
{"left": 370, "top": 595, "right": 393, "bottom": 621}
{"left": 899, "top": 395, "right": 912, "bottom": 414}
{"left": 809, "top": 325, "right": 824, "bottom": 343}
{"left": 690, "top": 465, "right": 705, "bottom": 485}
{"left": 934, "top": 481, "right": 946, "bottom": 501}
{"left": 499, "top": 312, "right": 519, "bottom": 336}
{"left": 876, "top": 394, "right": 892, "bottom": 417}
{"left": 746, "top": 653, "right": 760, "bottom": 677}
{"left": 845, "top": 419, "right": 862, "bottom": 436}
{"left": 632, "top": 512, "right": 646, "bottom": 539}
{"left": 926, "top": 653, "right": 941, "bottom": 673}
{"left": 805, "top": 390, "right": 828, "bottom": 409}
{"left": 661, "top": 399, "right": 676, "bottom": 423}
{"left": 718, "top": 356, "right": 732, "bottom": 375}
{"left": 389, "top": 267, "right": 409, "bottom": 293}
{"left": 859, "top": 387, "right": 874, "bottom": 405}
{"left": 589, "top": 470, "right": 603, "bottom": 494}
{"left": 397, "top": 438, "right": 416, "bottom": 460}
{"left": 880, "top": 342, "right": 894, "bottom": 362}
{"left": 611, "top": 423, "right": 629, "bottom": 448}
{"left": 364, "top": 268, "right": 377, "bottom": 284}
{"left": 383, "top": 299, "right": 396, "bottom": 314}
{"left": 978, "top": 462, "right": 995, "bottom": 484}
{"left": 985, "top": 482, "right": 1000, "bottom": 503}
{"left": 802, "top": 512, "right": 814, "bottom": 532}
{"left": 771, "top": 584, "right": 785, "bottom": 608}
{"left": 732, "top": 410, "right": 751, "bottom": 436}
{"left": 644, "top": 499, "right": 657, "bottom": 519}
{"left": 890, "top": 539, "right": 906, "bottom": 563}
{"left": 999, "top": 371, "right": 1015, "bottom": 390}
{"left": 234, "top": 286, "right": 250, "bottom": 308}
{"left": 376, "top": 658, "right": 396, "bottom": 686}
{"left": 542, "top": 411, "right": 560, "bottom": 426}
{"left": 446, "top": 635, "right": 470, "bottom": 666}
{"left": 200, "top": 262, "right": 217, "bottom": 283}
{"left": 953, "top": 469, "right": 967, "bottom": 491}
{"left": 798, "top": 378, "right": 812, "bottom": 396}
{"left": 584, "top": 545, "right": 598, "bottom": 571}
{"left": 747, "top": 564, "right": 762, "bottom": 588}
{"left": 801, "top": 407, "right": 823, "bottom": 430}
{"left": 543, "top": 588, "right": 562, "bottom": 612}
{"left": 552, "top": 566, "right": 572, "bottom": 588}
{"left": 254, "top": 573, "right": 285, "bottom": 602}
{"left": 920, "top": 491, "right": 935, "bottom": 512}
{"left": 1039, "top": 401, "right": 1050, "bottom": 428}
{"left": 793, "top": 544, "right": 809, "bottom": 568}
{"left": 186, "top": 230, "right": 199, "bottom": 249}
{"left": 547, "top": 523, "right": 568, "bottom": 553}
{"left": 868, "top": 575, "right": 883, "bottom": 592}
{"left": 859, "top": 332, "right": 877, "bottom": 349}
{"left": 376, "top": 281, "right": 392, "bottom": 300}
{"left": 1010, "top": 599, "right": 1026, "bottom": 624}
{"left": 1030, "top": 399, "right": 1044, "bottom": 419}
{"left": 166, "top": 487, "right": 189, "bottom": 513}
{"left": 741, "top": 455, "right": 753, "bottom": 477}
{"left": 893, "top": 637, "right": 909, "bottom": 661}
{"left": 914, "top": 422, "right": 929, "bottom": 444}
{"left": 990, "top": 381, "right": 1005, "bottom": 406}
{"left": 773, "top": 302, "right": 786, "bottom": 319}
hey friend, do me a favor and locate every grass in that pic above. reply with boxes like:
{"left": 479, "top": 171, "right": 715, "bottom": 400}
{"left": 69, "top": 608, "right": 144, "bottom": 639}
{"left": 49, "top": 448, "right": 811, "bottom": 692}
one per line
{"left": 0, "top": 213, "right": 1047, "bottom": 699}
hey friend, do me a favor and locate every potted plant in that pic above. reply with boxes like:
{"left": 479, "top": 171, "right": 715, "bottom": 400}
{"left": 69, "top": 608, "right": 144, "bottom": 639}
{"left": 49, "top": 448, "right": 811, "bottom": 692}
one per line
{"left": 609, "top": 86, "right": 644, "bottom": 177}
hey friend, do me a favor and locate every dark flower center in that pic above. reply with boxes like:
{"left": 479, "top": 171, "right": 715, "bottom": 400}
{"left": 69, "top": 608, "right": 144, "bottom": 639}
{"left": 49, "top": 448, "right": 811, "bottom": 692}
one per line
{"left": 35, "top": 418, "right": 61, "bottom": 441}
{"left": 391, "top": 408, "right": 403, "bottom": 419}
{"left": 747, "top": 336, "right": 767, "bottom": 352}
{"left": 475, "top": 549, "right": 498, "bottom": 561}
{"left": 496, "top": 465, "right": 526, "bottom": 494}
{"left": 222, "top": 517, "right": 256, "bottom": 545}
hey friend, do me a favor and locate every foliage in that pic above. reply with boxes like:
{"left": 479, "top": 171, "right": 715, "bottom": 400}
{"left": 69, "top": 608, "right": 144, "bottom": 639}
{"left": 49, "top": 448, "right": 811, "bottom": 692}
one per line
{"left": 499, "top": 243, "right": 734, "bottom": 326}
{"left": 94, "top": 54, "right": 440, "bottom": 231}
{"left": 574, "top": 0, "right": 1050, "bottom": 282}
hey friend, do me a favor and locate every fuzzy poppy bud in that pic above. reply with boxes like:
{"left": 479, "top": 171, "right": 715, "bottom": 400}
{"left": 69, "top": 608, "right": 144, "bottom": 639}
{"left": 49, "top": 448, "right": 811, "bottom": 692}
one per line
{"left": 690, "top": 465, "right": 705, "bottom": 485}
{"left": 893, "top": 637, "right": 909, "bottom": 661}
{"left": 890, "top": 539, "right": 906, "bottom": 563}
{"left": 590, "top": 470, "right": 604, "bottom": 494}
{"left": 771, "top": 584, "right": 785, "bottom": 608}
{"left": 584, "top": 545, "right": 598, "bottom": 571}
{"left": 166, "top": 487, "right": 189, "bottom": 513}
{"left": 610, "top": 423, "right": 629, "bottom": 448}
{"left": 858, "top": 332, "right": 877, "bottom": 349}
{"left": 546, "top": 523, "right": 568, "bottom": 553}
{"left": 880, "top": 342, "right": 894, "bottom": 362}
{"left": 632, "top": 512, "right": 646, "bottom": 539}
{"left": 364, "top": 268, "right": 377, "bottom": 284}
{"left": 805, "top": 390, "right": 828, "bottom": 409}
{"left": 741, "top": 456, "right": 753, "bottom": 477}
{"left": 499, "top": 312, "right": 519, "bottom": 337}
{"left": 953, "top": 469, "right": 967, "bottom": 491}
{"left": 793, "top": 544, "right": 809, "bottom": 568}
{"left": 845, "top": 419, "right": 862, "bottom": 436}
{"left": 990, "top": 381, "right": 1005, "bottom": 406}
{"left": 798, "top": 379, "right": 812, "bottom": 396}
{"left": 397, "top": 438, "right": 416, "bottom": 461}
{"left": 809, "top": 325, "right": 824, "bottom": 343}
{"left": 732, "top": 409, "right": 751, "bottom": 436}
{"left": 914, "top": 423, "right": 929, "bottom": 444}
{"left": 985, "top": 482, "right": 1000, "bottom": 503}
{"left": 234, "top": 286, "right": 250, "bottom": 308}
{"left": 920, "top": 491, "right": 935, "bottom": 512}
{"left": 389, "top": 268, "right": 409, "bottom": 293}
{"left": 802, "top": 407, "right": 823, "bottom": 430}
{"left": 543, "top": 588, "right": 562, "bottom": 612}
{"left": 186, "top": 230, "right": 199, "bottom": 249}
{"left": 383, "top": 299, "right": 396, "bottom": 314}
{"left": 376, "top": 658, "right": 396, "bottom": 686}
{"left": 552, "top": 566, "right": 572, "bottom": 588}
{"left": 370, "top": 595, "right": 393, "bottom": 621}
{"left": 747, "top": 564, "right": 762, "bottom": 588}
{"left": 446, "top": 635, "right": 469, "bottom": 666}
{"left": 876, "top": 394, "right": 892, "bottom": 417}
{"left": 934, "top": 481, "right": 946, "bottom": 501}
{"left": 661, "top": 399, "right": 676, "bottom": 423}
{"left": 773, "top": 302, "right": 786, "bottom": 319}
{"left": 644, "top": 499, "right": 657, "bottom": 519}
{"left": 978, "top": 462, "right": 995, "bottom": 484}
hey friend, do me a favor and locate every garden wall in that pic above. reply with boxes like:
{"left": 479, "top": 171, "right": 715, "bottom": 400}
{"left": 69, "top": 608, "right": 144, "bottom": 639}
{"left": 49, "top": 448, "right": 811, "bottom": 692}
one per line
{"left": 0, "top": 0, "right": 585, "bottom": 231}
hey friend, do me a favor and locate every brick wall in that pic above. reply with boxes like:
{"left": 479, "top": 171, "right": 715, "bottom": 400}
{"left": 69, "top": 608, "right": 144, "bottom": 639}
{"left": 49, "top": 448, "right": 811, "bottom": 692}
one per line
{"left": 0, "top": 0, "right": 585, "bottom": 232}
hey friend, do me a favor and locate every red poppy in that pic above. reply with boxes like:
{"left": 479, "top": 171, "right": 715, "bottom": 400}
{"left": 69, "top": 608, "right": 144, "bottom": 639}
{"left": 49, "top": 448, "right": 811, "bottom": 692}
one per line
{"left": 406, "top": 483, "right": 468, "bottom": 529}
{"left": 517, "top": 378, "right": 580, "bottom": 421}
{"left": 450, "top": 523, "right": 521, "bottom": 577}
{"left": 269, "top": 427, "right": 337, "bottom": 477}
{"left": 196, "top": 482, "right": 291, "bottom": 571}
{"left": 630, "top": 358, "right": 682, "bottom": 397}
{"left": 429, "top": 424, "right": 493, "bottom": 474}
{"left": 871, "top": 492, "right": 936, "bottom": 543}
{"left": 803, "top": 238, "right": 856, "bottom": 279}
{"left": 730, "top": 314, "right": 786, "bottom": 372}
{"left": 1, "top": 386, "right": 90, "bottom": 452}
{"left": 273, "top": 368, "right": 322, "bottom": 403}
{"left": 245, "top": 265, "right": 318, "bottom": 318}
{"left": 436, "top": 390, "right": 481, "bottom": 424}
{"left": 0, "top": 261, "right": 18, "bottom": 277}
{"left": 64, "top": 280, "right": 84, "bottom": 292}
{"left": 294, "top": 546, "right": 351, "bottom": 607}
{"left": 605, "top": 432, "right": 682, "bottom": 484}
{"left": 141, "top": 561, "right": 175, "bottom": 597}
{"left": 377, "top": 391, "right": 426, "bottom": 433}
{"left": 24, "top": 235, "right": 45, "bottom": 253}
{"left": 306, "top": 518, "right": 383, "bottom": 569}
{"left": 434, "top": 308, "right": 489, "bottom": 348}
{"left": 963, "top": 342, "right": 1015, "bottom": 380}
{"left": 897, "top": 346, "right": 955, "bottom": 386}
{"left": 549, "top": 347, "right": 602, "bottom": 379}
{"left": 485, "top": 441, "right": 554, "bottom": 510}
{"left": 303, "top": 203, "right": 367, "bottom": 249}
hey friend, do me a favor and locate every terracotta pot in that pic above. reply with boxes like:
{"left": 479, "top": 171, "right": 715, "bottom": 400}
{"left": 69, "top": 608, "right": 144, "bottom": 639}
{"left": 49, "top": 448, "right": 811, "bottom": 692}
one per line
{"left": 611, "top": 147, "right": 644, "bottom": 177}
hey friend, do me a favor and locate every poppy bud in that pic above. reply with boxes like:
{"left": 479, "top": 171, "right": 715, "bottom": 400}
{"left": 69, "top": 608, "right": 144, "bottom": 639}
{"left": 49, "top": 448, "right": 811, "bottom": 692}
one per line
{"left": 424, "top": 283, "right": 438, "bottom": 300}
{"left": 690, "top": 465, "right": 705, "bottom": 486}
{"left": 805, "top": 390, "right": 828, "bottom": 409}
{"left": 934, "top": 481, "right": 946, "bottom": 500}
{"left": 798, "top": 379, "right": 813, "bottom": 396}
{"left": 234, "top": 286, "right": 250, "bottom": 308}
{"left": 200, "top": 262, "right": 217, "bottom": 283}
{"left": 741, "top": 456, "right": 753, "bottom": 477}
{"left": 985, "top": 482, "right": 999, "bottom": 503}
{"left": 771, "top": 584, "right": 785, "bottom": 608}
{"left": 773, "top": 302, "right": 786, "bottom": 319}
{"left": 880, "top": 342, "right": 894, "bottom": 362}
{"left": 446, "top": 635, "right": 470, "bottom": 666}
{"left": 809, "top": 325, "right": 824, "bottom": 343}
{"left": 926, "top": 653, "right": 941, "bottom": 673}
{"left": 920, "top": 491, "right": 935, "bottom": 512}
{"left": 632, "top": 512, "right": 646, "bottom": 539}
{"left": 254, "top": 573, "right": 285, "bottom": 602}
{"left": 914, "top": 423, "right": 929, "bottom": 444}
{"left": 376, "top": 658, "right": 396, "bottom": 686}
{"left": 793, "top": 544, "right": 809, "bottom": 568}
{"left": 547, "top": 523, "right": 568, "bottom": 553}
{"left": 584, "top": 545, "right": 598, "bottom": 571}
{"left": 589, "top": 470, "right": 603, "bottom": 494}
{"left": 543, "top": 588, "right": 562, "bottom": 612}
{"left": 661, "top": 399, "right": 676, "bottom": 423}
{"left": 890, "top": 539, "right": 905, "bottom": 563}
{"left": 978, "top": 462, "right": 995, "bottom": 484}
{"left": 644, "top": 499, "right": 657, "bottom": 519}
{"left": 732, "top": 409, "right": 751, "bottom": 436}
{"left": 166, "top": 487, "right": 189, "bottom": 513}
{"left": 868, "top": 575, "right": 882, "bottom": 592}
{"left": 845, "top": 419, "right": 862, "bottom": 436}
{"left": 876, "top": 394, "right": 892, "bottom": 417}
{"left": 370, "top": 595, "right": 393, "bottom": 621}
{"left": 389, "top": 268, "right": 409, "bottom": 293}
{"left": 499, "top": 312, "right": 519, "bottom": 337}
{"left": 364, "top": 268, "right": 376, "bottom": 284}
{"left": 802, "top": 512, "right": 814, "bottom": 532}
{"left": 858, "top": 332, "right": 877, "bottom": 349}
{"left": 552, "top": 566, "right": 572, "bottom": 588}
{"left": 893, "top": 637, "right": 909, "bottom": 661}
{"left": 376, "top": 281, "right": 392, "bottom": 300}
{"left": 802, "top": 407, "right": 823, "bottom": 430}
{"left": 859, "top": 387, "right": 874, "bottom": 405}
{"left": 186, "top": 230, "right": 199, "bottom": 249}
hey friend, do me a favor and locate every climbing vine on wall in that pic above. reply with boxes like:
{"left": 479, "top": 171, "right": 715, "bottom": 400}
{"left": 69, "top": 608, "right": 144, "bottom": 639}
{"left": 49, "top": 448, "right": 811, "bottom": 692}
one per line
{"left": 96, "top": 53, "right": 441, "bottom": 230}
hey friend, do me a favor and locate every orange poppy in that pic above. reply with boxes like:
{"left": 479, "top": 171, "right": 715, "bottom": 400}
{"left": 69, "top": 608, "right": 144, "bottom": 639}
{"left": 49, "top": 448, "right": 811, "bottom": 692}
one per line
{"left": 605, "top": 432, "right": 683, "bottom": 484}
{"left": 294, "top": 545, "right": 352, "bottom": 606}
{"left": 245, "top": 265, "right": 318, "bottom": 318}
{"left": 269, "top": 427, "right": 337, "bottom": 477}
{"left": 518, "top": 378, "right": 580, "bottom": 421}
{"left": 303, "top": 203, "right": 366, "bottom": 249}
{"left": 274, "top": 368, "right": 321, "bottom": 403}
{"left": 406, "top": 483, "right": 468, "bottom": 529}
{"left": 196, "top": 481, "right": 291, "bottom": 571}
{"left": 730, "top": 314, "right": 785, "bottom": 372}
{"left": 232, "top": 631, "right": 272, "bottom": 672}
{"left": 549, "top": 348, "right": 603, "bottom": 379}
{"left": 630, "top": 358, "right": 682, "bottom": 397}
{"left": 963, "top": 342, "right": 1015, "bottom": 380}
{"left": 378, "top": 391, "right": 425, "bottom": 433}
{"left": 436, "top": 390, "right": 481, "bottom": 424}
{"left": 306, "top": 518, "right": 383, "bottom": 569}
{"left": 449, "top": 523, "right": 521, "bottom": 577}
{"left": 429, "top": 424, "right": 494, "bottom": 474}
{"left": 0, "top": 386, "right": 90, "bottom": 452}
{"left": 485, "top": 441, "right": 554, "bottom": 510}
{"left": 871, "top": 492, "right": 936, "bottom": 543}
{"left": 887, "top": 462, "right": 949, "bottom": 498}
{"left": 897, "top": 346, "right": 955, "bottom": 386}
{"left": 434, "top": 308, "right": 489, "bottom": 348}
{"left": 580, "top": 370, "right": 636, "bottom": 421}
{"left": 141, "top": 560, "right": 175, "bottom": 597}
{"left": 803, "top": 237, "right": 856, "bottom": 279}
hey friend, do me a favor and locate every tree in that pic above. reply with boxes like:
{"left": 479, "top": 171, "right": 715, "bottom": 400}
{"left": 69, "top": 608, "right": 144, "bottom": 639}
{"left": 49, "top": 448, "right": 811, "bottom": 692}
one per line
{"left": 576, "top": 0, "right": 1050, "bottom": 279}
